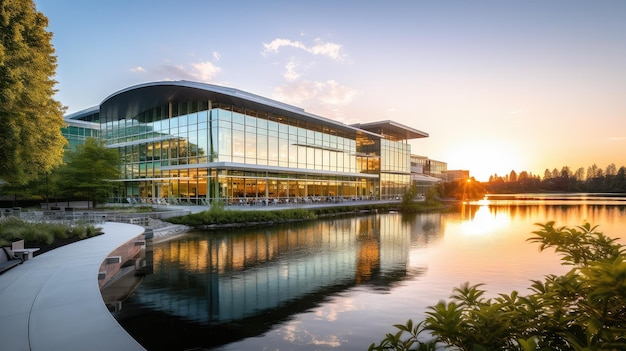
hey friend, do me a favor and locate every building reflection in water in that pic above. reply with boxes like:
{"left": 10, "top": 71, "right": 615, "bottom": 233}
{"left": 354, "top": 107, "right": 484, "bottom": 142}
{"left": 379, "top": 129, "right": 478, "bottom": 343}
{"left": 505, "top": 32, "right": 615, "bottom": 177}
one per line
{"left": 114, "top": 213, "right": 443, "bottom": 349}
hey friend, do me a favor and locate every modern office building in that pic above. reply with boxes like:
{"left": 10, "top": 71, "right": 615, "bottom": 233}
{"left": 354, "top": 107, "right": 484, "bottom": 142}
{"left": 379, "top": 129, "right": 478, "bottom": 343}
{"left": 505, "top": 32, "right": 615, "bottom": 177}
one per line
{"left": 65, "top": 81, "right": 430, "bottom": 205}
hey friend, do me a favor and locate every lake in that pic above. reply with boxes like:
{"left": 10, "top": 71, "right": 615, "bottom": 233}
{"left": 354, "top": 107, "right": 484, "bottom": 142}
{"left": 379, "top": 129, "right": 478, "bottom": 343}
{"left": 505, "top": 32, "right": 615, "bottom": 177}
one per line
{"left": 112, "top": 193, "right": 626, "bottom": 350}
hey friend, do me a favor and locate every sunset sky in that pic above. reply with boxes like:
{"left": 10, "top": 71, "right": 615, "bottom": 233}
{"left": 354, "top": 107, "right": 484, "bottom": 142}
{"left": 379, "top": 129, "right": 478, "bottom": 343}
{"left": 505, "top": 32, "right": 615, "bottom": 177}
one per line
{"left": 35, "top": 0, "right": 626, "bottom": 181}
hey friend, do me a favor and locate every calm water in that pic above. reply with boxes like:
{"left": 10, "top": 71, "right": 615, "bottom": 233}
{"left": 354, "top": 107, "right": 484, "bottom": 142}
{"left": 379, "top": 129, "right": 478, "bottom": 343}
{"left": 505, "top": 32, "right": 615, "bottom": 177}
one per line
{"left": 113, "top": 194, "right": 626, "bottom": 351}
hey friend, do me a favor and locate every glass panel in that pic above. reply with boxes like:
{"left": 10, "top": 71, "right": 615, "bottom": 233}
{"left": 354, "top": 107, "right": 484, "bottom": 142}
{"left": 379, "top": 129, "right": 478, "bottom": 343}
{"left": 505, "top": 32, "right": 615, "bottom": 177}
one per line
{"left": 232, "top": 130, "right": 245, "bottom": 158}
{"left": 198, "top": 110, "right": 208, "bottom": 124}
{"left": 256, "top": 118, "right": 267, "bottom": 130}
{"left": 315, "top": 149, "right": 322, "bottom": 170}
{"left": 289, "top": 143, "right": 298, "bottom": 167}
{"left": 197, "top": 130, "right": 208, "bottom": 161}
{"left": 245, "top": 132, "right": 256, "bottom": 161}
{"left": 257, "top": 133, "right": 267, "bottom": 162}
{"left": 218, "top": 128, "right": 232, "bottom": 158}
{"left": 267, "top": 120, "right": 278, "bottom": 132}
{"left": 245, "top": 114, "right": 256, "bottom": 127}
{"left": 232, "top": 112, "right": 245, "bottom": 125}
{"left": 216, "top": 109, "right": 231, "bottom": 122}
{"left": 268, "top": 136, "right": 278, "bottom": 163}
{"left": 278, "top": 138, "right": 289, "bottom": 165}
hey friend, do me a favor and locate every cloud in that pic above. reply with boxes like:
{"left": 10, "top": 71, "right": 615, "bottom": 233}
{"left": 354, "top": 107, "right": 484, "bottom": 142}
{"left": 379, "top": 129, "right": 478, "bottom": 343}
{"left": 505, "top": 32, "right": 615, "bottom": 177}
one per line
{"left": 212, "top": 51, "right": 221, "bottom": 61}
{"left": 273, "top": 79, "right": 357, "bottom": 107}
{"left": 161, "top": 64, "right": 196, "bottom": 80}
{"left": 134, "top": 60, "right": 221, "bottom": 83}
{"left": 191, "top": 61, "right": 221, "bottom": 81}
{"left": 283, "top": 58, "right": 301, "bottom": 81}
{"left": 263, "top": 38, "right": 343, "bottom": 60}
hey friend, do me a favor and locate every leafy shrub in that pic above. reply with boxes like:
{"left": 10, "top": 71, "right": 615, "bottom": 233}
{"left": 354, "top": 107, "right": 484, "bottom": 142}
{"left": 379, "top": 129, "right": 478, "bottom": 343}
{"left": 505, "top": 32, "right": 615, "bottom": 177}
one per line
{"left": 16, "top": 225, "right": 55, "bottom": 245}
{"left": 45, "top": 223, "right": 69, "bottom": 240}
{"left": 69, "top": 225, "right": 87, "bottom": 239}
{"left": 369, "top": 222, "right": 626, "bottom": 351}
{"left": 0, "top": 218, "right": 98, "bottom": 246}
{"left": 168, "top": 207, "right": 317, "bottom": 227}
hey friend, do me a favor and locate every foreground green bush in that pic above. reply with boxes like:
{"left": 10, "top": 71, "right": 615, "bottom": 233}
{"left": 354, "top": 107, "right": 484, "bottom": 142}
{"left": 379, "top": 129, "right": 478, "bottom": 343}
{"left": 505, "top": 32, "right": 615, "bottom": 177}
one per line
{"left": 369, "top": 222, "right": 626, "bottom": 351}
{"left": 0, "top": 217, "right": 100, "bottom": 246}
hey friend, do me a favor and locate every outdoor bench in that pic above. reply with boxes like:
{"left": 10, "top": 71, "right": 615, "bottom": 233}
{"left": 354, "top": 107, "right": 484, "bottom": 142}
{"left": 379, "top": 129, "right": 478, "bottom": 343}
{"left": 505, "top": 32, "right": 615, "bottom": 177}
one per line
{"left": 0, "top": 246, "right": 22, "bottom": 274}
{"left": 11, "top": 240, "right": 40, "bottom": 261}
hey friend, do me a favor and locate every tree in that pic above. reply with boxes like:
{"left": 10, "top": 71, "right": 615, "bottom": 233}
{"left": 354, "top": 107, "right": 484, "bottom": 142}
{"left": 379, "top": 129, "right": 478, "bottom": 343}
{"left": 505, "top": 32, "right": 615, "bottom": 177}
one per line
{"left": 0, "top": 0, "right": 66, "bottom": 185}
{"left": 606, "top": 163, "right": 617, "bottom": 177}
{"left": 55, "top": 138, "right": 120, "bottom": 208}
{"left": 369, "top": 222, "right": 626, "bottom": 351}
{"left": 573, "top": 167, "right": 585, "bottom": 181}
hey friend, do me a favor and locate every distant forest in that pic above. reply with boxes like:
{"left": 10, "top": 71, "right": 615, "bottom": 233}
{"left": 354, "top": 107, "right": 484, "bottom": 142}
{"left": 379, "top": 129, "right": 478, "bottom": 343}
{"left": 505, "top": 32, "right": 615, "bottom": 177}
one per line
{"left": 440, "top": 163, "right": 626, "bottom": 200}
{"left": 484, "top": 163, "right": 626, "bottom": 193}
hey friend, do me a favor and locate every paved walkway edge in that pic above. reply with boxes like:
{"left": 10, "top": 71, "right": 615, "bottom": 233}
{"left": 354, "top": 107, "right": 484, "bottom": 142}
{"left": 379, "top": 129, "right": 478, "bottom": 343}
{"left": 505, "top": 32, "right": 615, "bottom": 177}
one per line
{"left": 0, "top": 222, "right": 147, "bottom": 351}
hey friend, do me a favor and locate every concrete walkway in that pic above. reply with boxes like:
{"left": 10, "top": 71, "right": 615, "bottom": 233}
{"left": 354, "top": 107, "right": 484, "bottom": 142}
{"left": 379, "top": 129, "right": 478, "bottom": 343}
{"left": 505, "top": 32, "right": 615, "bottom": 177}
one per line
{"left": 0, "top": 222, "right": 146, "bottom": 351}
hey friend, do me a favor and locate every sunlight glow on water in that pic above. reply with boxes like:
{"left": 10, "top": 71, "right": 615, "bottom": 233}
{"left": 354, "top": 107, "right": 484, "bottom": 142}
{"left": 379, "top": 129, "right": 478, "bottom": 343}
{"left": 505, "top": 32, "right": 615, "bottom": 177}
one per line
{"left": 459, "top": 204, "right": 511, "bottom": 236}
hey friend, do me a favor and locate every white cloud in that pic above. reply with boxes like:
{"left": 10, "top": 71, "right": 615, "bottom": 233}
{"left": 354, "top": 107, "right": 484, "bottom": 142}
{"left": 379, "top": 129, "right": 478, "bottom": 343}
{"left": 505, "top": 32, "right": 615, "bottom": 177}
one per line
{"left": 319, "top": 80, "right": 358, "bottom": 105}
{"left": 283, "top": 58, "right": 301, "bottom": 81}
{"left": 130, "top": 66, "right": 146, "bottom": 73}
{"left": 212, "top": 51, "right": 221, "bottom": 61}
{"left": 191, "top": 61, "right": 221, "bottom": 82}
{"left": 161, "top": 64, "right": 195, "bottom": 80}
{"left": 263, "top": 38, "right": 343, "bottom": 60}
{"left": 152, "top": 60, "right": 221, "bottom": 82}
{"left": 309, "top": 38, "right": 342, "bottom": 59}
{"left": 273, "top": 80, "right": 357, "bottom": 107}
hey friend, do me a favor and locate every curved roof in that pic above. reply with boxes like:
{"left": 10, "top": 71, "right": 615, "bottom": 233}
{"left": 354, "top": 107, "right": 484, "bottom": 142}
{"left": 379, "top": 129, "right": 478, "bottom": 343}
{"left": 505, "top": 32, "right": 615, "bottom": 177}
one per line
{"left": 99, "top": 81, "right": 381, "bottom": 138}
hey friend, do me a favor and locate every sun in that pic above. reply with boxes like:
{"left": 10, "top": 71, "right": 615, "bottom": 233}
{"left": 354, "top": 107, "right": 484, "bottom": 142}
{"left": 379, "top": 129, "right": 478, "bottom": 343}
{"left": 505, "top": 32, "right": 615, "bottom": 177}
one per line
{"left": 446, "top": 141, "right": 524, "bottom": 182}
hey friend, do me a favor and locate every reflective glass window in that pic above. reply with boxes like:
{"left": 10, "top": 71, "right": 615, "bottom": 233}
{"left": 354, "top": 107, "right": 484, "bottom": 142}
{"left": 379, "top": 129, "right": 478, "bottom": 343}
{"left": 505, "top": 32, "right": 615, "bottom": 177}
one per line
{"left": 245, "top": 132, "right": 256, "bottom": 161}
{"left": 232, "top": 130, "right": 245, "bottom": 159}
{"left": 232, "top": 112, "right": 245, "bottom": 125}
{"left": 218, "top": 128, "right": 232, "bottom": 158}
{"left": 257, "top": 133, "right": 268, "bottom": 162}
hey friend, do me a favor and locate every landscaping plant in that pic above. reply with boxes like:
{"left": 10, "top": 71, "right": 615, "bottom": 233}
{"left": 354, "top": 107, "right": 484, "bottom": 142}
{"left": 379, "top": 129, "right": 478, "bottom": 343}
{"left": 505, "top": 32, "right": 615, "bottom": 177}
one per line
{"left": 369, "top": 221, "right": 626, "bottom": 351}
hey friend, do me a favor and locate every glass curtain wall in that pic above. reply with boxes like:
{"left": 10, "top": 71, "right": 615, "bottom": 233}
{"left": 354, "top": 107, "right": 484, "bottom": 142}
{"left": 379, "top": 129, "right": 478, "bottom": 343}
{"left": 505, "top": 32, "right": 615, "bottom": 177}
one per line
{"left": 103, "top": 99, "right": 376, "bottom": 205}
{"left": 379, "top": 140, "right": 411, "bottom": 199}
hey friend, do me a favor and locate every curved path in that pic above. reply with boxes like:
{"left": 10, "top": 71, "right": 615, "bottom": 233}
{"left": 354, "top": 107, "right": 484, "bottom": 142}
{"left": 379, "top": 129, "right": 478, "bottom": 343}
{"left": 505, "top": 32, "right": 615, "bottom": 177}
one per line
{"left": 0, "top": 222, "right": 146, "bottom": 351}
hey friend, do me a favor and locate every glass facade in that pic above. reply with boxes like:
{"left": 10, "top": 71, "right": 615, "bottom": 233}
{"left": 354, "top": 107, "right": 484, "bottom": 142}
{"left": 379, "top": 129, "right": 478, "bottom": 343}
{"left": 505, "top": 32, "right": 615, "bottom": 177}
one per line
{"left": 67, "top": 82, "right": 427, "bottom": 205}
{"left": 61, "top": 121, "right": 100, "bottom": 153}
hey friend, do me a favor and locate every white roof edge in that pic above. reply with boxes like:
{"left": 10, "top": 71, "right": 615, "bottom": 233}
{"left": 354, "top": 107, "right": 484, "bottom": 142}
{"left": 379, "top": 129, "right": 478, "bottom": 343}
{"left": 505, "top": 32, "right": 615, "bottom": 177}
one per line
{"left": 64, "top": 105, "right": 99, "bottom": 120}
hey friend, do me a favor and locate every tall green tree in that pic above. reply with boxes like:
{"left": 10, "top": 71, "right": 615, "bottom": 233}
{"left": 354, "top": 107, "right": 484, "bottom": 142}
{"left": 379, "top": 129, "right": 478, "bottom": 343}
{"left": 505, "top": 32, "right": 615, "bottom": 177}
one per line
{"left": 56, "top": 138, "right": 120, "bottom": 208}
{"left": 0, "top": 0, "right": 66, "bottom": 185}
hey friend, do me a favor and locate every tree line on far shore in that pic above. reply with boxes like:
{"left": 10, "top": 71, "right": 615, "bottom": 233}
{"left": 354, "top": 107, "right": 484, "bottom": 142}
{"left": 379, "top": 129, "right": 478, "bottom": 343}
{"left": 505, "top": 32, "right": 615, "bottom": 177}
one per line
{"left": 484, "top": 163, "right": 626, "bottom": 194}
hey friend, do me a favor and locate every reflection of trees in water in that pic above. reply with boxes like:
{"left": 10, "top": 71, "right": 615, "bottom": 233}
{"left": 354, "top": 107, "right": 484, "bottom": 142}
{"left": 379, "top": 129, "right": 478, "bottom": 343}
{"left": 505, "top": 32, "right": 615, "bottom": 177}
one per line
{"left": 400, "top": 212, "right": 444, "bottom": 245}
{"left": 421, "top": 220, "right": 441, "bottom": 242}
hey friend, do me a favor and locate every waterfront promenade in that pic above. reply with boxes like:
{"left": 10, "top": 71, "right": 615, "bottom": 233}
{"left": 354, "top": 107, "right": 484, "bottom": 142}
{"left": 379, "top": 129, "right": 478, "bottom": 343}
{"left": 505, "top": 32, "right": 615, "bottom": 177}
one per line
{"left": 0, "top": 222, "right": 146, "bottom": 351}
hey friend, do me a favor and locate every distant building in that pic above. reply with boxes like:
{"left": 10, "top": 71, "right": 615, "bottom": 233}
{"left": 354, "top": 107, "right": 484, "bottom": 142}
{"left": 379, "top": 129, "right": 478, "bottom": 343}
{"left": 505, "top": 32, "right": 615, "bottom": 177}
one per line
{"left": 441, "top": 170, "right": 470, "bottom": 182}
{"left": 65, "top": 81, "right": 435, "bottom": 205}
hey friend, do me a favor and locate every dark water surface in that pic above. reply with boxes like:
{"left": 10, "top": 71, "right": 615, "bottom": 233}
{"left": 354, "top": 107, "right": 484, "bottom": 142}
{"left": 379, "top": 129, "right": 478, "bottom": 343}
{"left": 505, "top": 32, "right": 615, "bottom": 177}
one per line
{"left": 112, "top": 194, "right": 626, "bottom": 350}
